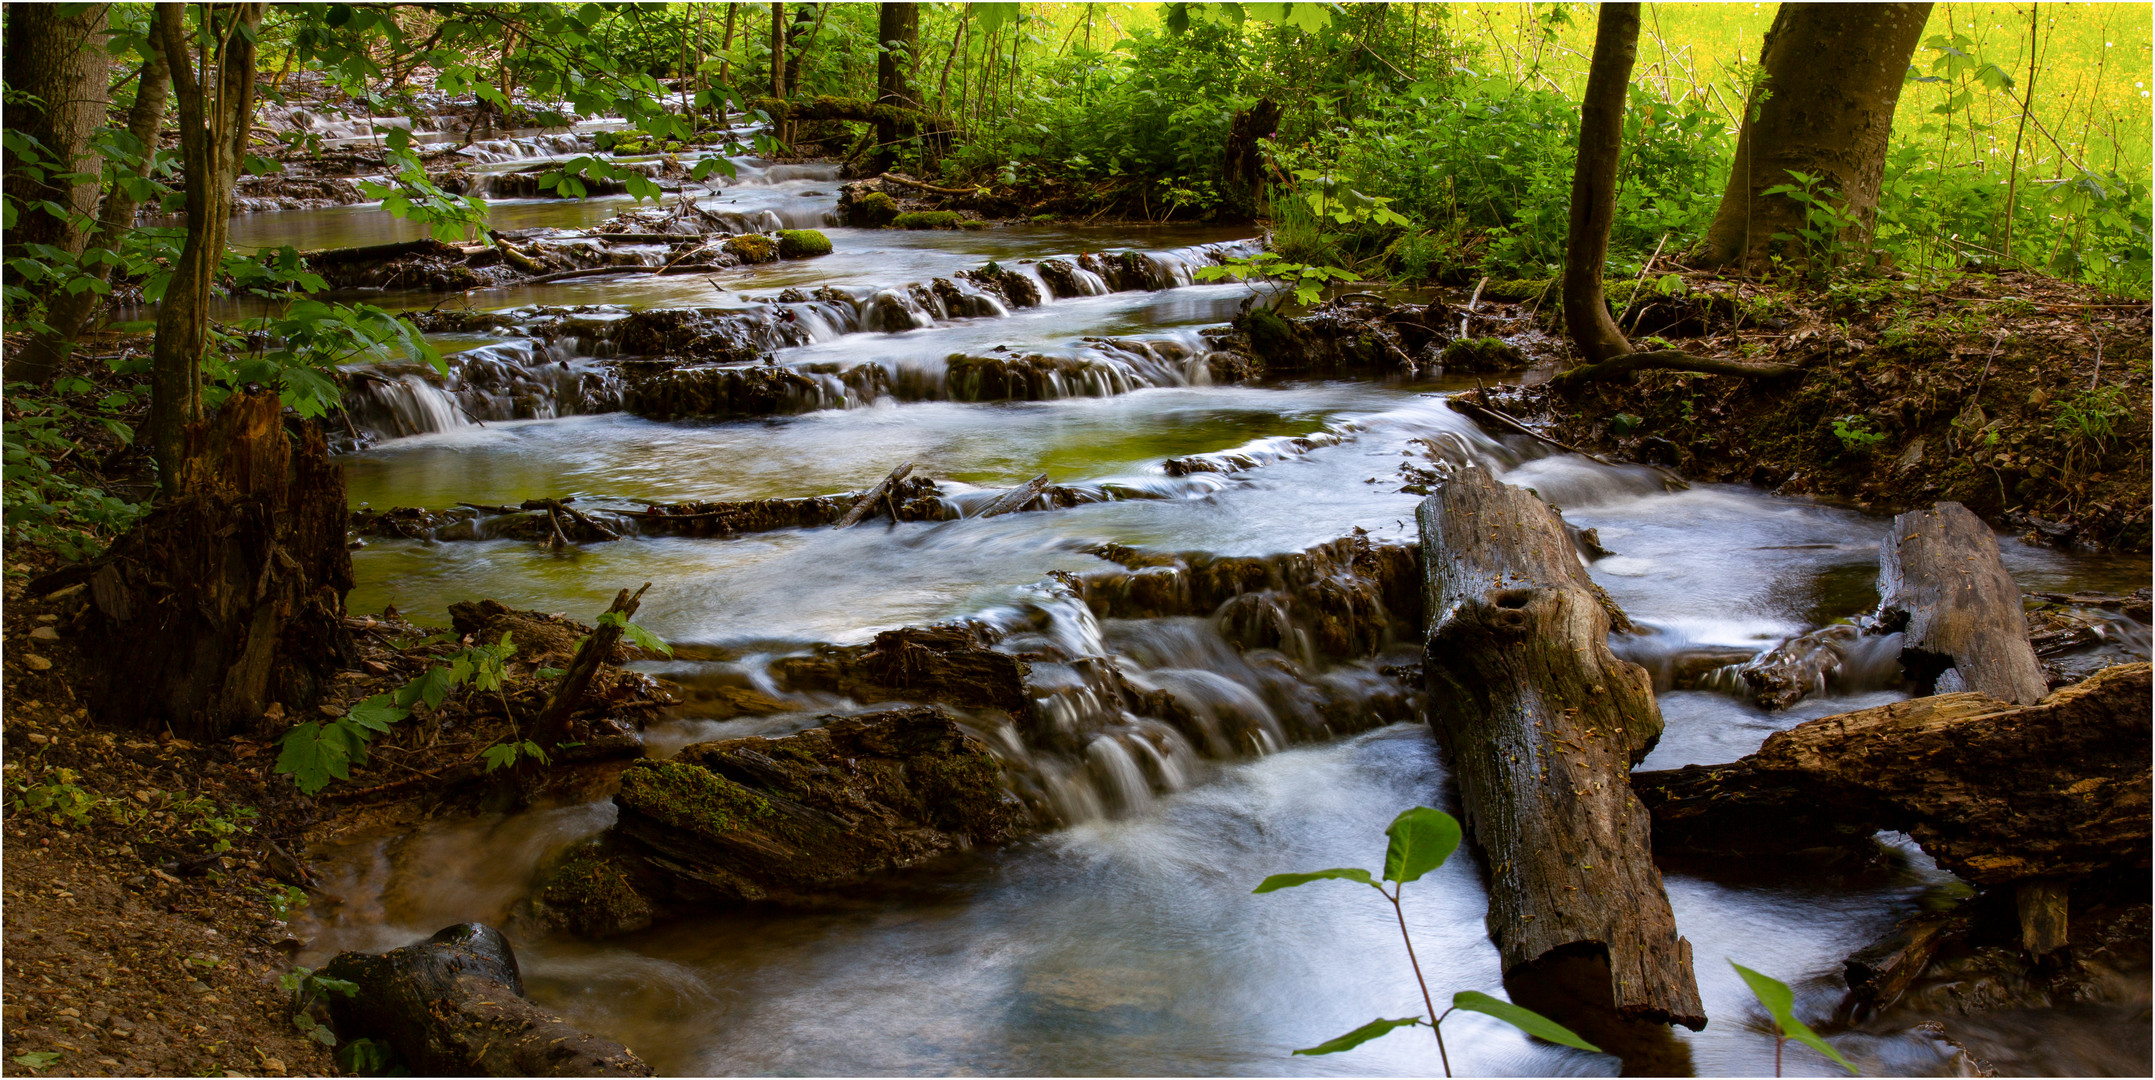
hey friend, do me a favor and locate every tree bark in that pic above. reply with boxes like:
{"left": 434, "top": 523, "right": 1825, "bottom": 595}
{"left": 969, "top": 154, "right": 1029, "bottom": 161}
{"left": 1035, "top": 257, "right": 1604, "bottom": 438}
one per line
{"left": 833, "top": 462, "right": 915, "bottom": 528}
{"left": 1632, "top": 663, "right": 2151, "bottom": 886}
{"left": 532, "top": 584, "right": 652, "bottom": 747}
{"left": 1, "top": 3, "right": 111, "bottom": 269}
{"left": 1417, "top": 466, "right": 1706, "bottom": 1037}
{"left": 872, "top": 2, "right": 920, "bottom": 174}
{"left": 781, "top": 3, "right": 818, "bottom": 97}
{"left": 1879, "top": 501, "right": 2050, "bottom": 705}
{"left": 1692, "top": 3, "right": 1934, "bottom": 271}
{"left": 74, "top": 390, "right": 355, "bottom": 739}
{"left": 323, "top": 923, "right": 653, "bottom": 1076}
{"left": 1562, "top": 3, "right": 1641, "bottom": 366}
{"left": 14, "top": 41, "right": 169, "bottom": 386}
{"left": 767, "top": 2, "right": 786, "bottom": 99}
{"left": 149, "top": 2, "right": 266, "bottom": 494}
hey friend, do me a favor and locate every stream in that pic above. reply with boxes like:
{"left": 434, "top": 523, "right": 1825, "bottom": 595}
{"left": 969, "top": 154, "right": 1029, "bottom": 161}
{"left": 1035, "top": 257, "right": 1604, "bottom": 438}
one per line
{"left": 276, "top": 145, "right": 2148, "bottom": 1076}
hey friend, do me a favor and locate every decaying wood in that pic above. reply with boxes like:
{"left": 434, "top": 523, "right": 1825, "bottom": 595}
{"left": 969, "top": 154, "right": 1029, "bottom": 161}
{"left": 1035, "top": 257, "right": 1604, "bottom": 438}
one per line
{"left": 522, "top": 497, "right": 621, "bottom": 541}
{"left": 975, "top": 473, "right": 1049, "bottom": 518}
{"left": 877, "top": 171, "right": 979, "bottom": 196}
{"left": 833, "top": 462, "right": 915, "bottom": 528}
{"left": 532, "top": 584, "right": 652, "bottom": 747}
{"left": 301, "top": 238, "right": 461, "bottom": 267}
{"left": 1418, "top": 465, "right": 1705, "bottom": 1030}
{"left": 1878, "top": 501, "right": 2049, "bottom": 704}
{"left": 69, "top": 391, "right": 354, "bottom": 738}
{"left": 1632, "top": 663, "right": 2151, "bottom": 885}
{"left": 323, "top": 923, "right": 652, "bottom": 1076}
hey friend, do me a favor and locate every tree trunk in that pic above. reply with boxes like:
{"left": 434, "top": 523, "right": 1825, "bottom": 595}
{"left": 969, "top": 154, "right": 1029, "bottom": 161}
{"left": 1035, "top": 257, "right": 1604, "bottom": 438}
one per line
{"left": 149, "top": 2, "right": 265, "bottom": 493}
{"left": 1879, "top": 501, "right": 2050, "bottom": 705}
{"left": 768, "top": 3, "right": 786, "bottom": 99}
{"left": 1692, "top": 3, "right": 1934, "bottom": 271}
{"left": 1562, "top": 3, "right": 1639, "bottom": 366}
{"left": 872, "top": 3, "right": 920, "bottom": 174}
{"left": 323, "top": 923, "right": 654, "bottom": 1076}
{"left": 74, "top": 390, "right": 355, "bottom": 740}
{"left": 781, "top": 3, "right": 818, "bottom": 98}
{"left": 1417, "top": 466, "right": 1707, "bottom": 1046}
{"left": 13, "top": 42, "right": 170, "bottom": 386}
{"left": 1, "top": 3, "right": 111, "bottom": 270}
{"left": 1632, "top": 663, "right": 2151, "bottom": 886}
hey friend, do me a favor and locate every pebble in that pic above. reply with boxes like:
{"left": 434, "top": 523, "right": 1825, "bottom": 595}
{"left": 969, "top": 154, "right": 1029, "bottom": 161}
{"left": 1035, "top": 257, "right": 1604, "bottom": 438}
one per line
{"left": 35, "top": 613, "right": 56, "bottom": 623}
{"left": 316, "top": 703, "right": 345, "bottom": 717}
{"left": 29, "top": 626, "right": 59, "bottom": 640}
{"left": 23, "top": 654, "right": 52, "bottom": 671}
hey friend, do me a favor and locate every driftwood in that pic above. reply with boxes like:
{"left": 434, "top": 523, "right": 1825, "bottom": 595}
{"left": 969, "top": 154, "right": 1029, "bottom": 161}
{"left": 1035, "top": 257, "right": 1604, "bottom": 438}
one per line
{"left": 877, "top": 171, "right": 979, "bottom": 196}
{"left": 532, "top": 584, "right": 651, "bottom": 746}
{"left": 323, "top": 923, "right": 652, "bottom": 1076}
{"left": 1878, "top": 502, "right": 2049, "bottom": 704}
{"left": 975, "top": 473, "right": 1049, "bottom": 518}
{"left": 1632, "top": 663, "right": 2151, "bottom": 885}
{"left": 1417, "top": 466, "right": 1706, "bottom": 1034}
{"left": 833, "top": 462, "right": 915, "bottom": 528}
{"left": 302, "top": 238, "right": 461, "bottom": 267}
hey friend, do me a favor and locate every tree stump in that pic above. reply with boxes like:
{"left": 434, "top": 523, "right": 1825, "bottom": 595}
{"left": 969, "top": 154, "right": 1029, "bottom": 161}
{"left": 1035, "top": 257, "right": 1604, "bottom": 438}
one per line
{"left": 72, "top": 390, "right": 353, "bottom": 738}
{"left": 1417, "top": 465, "right": 1706, "bottom": 1038}
{"left": 1879, "top": 501, "right": 2049, "bottom": 704}
{"left": 323, "top": 923, "right": 652, "bottom": 1076}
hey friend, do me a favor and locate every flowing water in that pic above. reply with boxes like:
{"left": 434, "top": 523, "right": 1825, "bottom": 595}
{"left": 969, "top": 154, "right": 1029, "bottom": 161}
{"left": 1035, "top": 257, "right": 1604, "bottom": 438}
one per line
{"left": 285, "top": 157, "right": 2148, "bottom": 1076}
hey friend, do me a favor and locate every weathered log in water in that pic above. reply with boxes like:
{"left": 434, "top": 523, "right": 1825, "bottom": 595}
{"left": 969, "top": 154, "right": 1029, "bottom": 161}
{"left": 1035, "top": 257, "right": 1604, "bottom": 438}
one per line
{"left": 41, "top": 391, "right": 354, "bottom": 739}
{"left": 530, "top": 707, "right": 1026, "bottom": 936}
{"left": 772, "top": 624, "right": 1030, "bottom": 715}
{"left": 1081, "top": 536, "right": 1423, "bottom": 661}
{"left": 1416, "top": 466, "right": 1707, "bottom": 1035}
{"left": 1632, "top": 663, "right": 2151, "bottom": 885}
{"left": 322, "top": 923, "right": 653, "bottom": 1076}
{"left": 1878, "top": 501, "right": 2050, "bottom": 704}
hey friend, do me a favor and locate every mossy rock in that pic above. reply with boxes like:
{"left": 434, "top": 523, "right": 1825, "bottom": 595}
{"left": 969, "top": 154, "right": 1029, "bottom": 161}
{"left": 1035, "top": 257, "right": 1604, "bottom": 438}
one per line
{"left": 851, "top": 191, "right": 900, "bottom": 227}
{"left": 1440, "top": 336, "right": 1525, "bottom": 372}
{"left": 776, "top": 229, "right": 832, "bottom": 258}
{"left": 534, "top": 848, "right": 653, "bottom": 938}
{"left": 1241, "top": 305, "right": 1302, "bottom": 361}
{"left": 617, "top": 759, "right": 775, "bottom": 836}
{"left": 892, "top": 210, "right": 966, "bottom": 230}
{"left": 721, "top": 233, "right": 778, "bottom": 264}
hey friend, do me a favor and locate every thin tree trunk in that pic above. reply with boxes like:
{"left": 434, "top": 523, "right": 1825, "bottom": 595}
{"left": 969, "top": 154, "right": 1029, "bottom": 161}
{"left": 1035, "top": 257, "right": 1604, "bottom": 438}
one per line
{"left": 15, "top": 47, "right": 173, "bottom": 385}
{"left": 1562, "top": 3, "right": 1640, "bottom": 366}
{"left": 1692, "top": 3, "right": 1933, "bottom": 271}
{"left": 768, "top": 3, "right": 786, "bottom": 99}
{"left": 717, "top": 4, "right": 738, "bottom": 126}
{"left": 2001, "top": 4, "right": 2039, "bottom": 260}
{"left": 148, "top": 2, "right": 265, "bottom": 493}
{"left": 782, "top": 4, "right": 819, "bottom": 99}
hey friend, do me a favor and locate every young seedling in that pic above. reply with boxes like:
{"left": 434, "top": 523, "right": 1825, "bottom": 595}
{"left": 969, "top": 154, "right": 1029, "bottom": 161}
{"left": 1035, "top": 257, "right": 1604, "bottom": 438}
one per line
{"left": 1253, "top": 806, "right": 1602, "bottom": 1076}
{"left": 1729, "top": 961, "right": 1857, "bottom": 1076}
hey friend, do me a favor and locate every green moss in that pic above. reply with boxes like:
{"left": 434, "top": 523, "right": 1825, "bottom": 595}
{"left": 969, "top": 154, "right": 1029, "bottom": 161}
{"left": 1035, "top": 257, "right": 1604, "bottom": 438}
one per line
{"left": 1480, "top": 278, "right": 1555, "bottom": 304}
{"left": 1440, "top": 336, "right": 1525, "bottom": 369}
{"left": 619, "top": 759, "right": 774, "bottom": 835}
{"left": 776, "top": 229, "right": 833, "bottom": 258}
{"left": 722, "top": 233, "right": 778, "bottom": 264}
{"left": 892, "top": 210, "right": 965, "bottom": 230}
{"left": 537, "top": 848, "right": 653, "bottom": 937}
{"left": 852, "top": 191, "right": 900, "bottom": 227}
{"left": 1242, "top": 305, "right": 1301, "bottom": 359}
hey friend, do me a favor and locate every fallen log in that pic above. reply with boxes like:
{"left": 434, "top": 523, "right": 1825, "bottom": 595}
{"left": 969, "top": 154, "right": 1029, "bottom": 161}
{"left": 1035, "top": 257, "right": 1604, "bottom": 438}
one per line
{"left": 323, "top": 922, "right": 652, "bottom": 1076}
{"left": 302, "top": 237, "right": 462, "bottom": 267}
{"left": 877, "top": 171, "right": 981, "bottom": 196}
{"left": 975, "top": 473, "right": 1049, "bottom": 518}
{"left": 1417, "top": 465, "right": 1706, "bottom": 1032}
{"left": 833, "top": 462, "right": 915, "bottom": 528}
{"left": 1632, "top": 663, "right": 2151, "bottom": 885}
{"left": 1878, "top": 502, "right": 2049, "bottom": 704}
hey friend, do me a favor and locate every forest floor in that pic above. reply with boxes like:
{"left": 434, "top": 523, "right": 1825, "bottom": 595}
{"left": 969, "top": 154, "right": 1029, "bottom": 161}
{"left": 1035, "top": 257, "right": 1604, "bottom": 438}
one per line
{"left": 1462, "top": 268, "right": 2153, "bottom": 554}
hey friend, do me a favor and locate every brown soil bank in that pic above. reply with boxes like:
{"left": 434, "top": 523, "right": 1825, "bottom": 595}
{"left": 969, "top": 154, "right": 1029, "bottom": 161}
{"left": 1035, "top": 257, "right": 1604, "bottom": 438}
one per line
{"left": 1481, "top": 270, "right": 2152, "bottom": 553}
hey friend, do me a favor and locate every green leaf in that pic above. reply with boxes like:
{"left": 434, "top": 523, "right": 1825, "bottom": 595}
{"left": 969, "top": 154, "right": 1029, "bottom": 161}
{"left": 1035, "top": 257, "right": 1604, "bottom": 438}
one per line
{"left": 1292, "top": 1016, "right": 1422, "bottom": 1056}
{"left": 1451, "top": 991, "right": 1601, "bottom": 1053}
{"left": 1730, "top": 962, "right": 1857, "bottom": 1075}
{"left": 11, "top": 1052, "right": 62, "bottom": 1071}
{"left": 1383, "top": 806, "right": 1461, "bottom": 884}
{"left": 344, "top": 693, "right": 408, "bottom": 733}
{"left": 274, "top": 721, "right": 359, "bottom": 795}
{"left": 1253, "top": 867, "right": 1377, "bottom": 893}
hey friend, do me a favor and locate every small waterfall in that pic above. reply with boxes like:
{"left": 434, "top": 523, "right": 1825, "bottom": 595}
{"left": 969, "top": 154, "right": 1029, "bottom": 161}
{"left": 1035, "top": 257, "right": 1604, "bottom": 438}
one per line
{"left": 346, "top": 373, "right": 470, "bottom": 439}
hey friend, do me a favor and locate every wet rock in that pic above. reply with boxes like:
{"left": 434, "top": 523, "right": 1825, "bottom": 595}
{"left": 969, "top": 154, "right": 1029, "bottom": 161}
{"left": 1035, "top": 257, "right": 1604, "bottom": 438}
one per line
{"left": 1223, "top": 300, "right": 1424, "bottom": 377}
{"left": 721, "top": 233, "right": 778, "bottom": 264}
{"left": 323, "top": 923, "right": 653, "bottom": 1075}
{"left": 962, "top": 263, "right": 1042, "bottom": 308}
{"left": 619, "top": 362, "right": 885, "bottom": 421}
{"left": 775, "top": 229, "right": 832, "bottom": 258}
{"left": 1439, "top": 335, "right": 1526, "bottom": 372}
{"left": 532, "top": 707, "right": 1027, "bottom": 933}
{"left": 837, "top": 183, "right": 899, "bottom": 227}
{"left": 773, "top": 625, "right": 1030, "bottom": 714}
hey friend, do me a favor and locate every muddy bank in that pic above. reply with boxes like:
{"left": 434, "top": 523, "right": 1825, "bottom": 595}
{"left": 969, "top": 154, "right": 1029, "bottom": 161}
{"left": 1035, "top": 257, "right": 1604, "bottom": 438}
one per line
{"left": 1476, "top": 270, "right": 2152, "bottom": 553}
